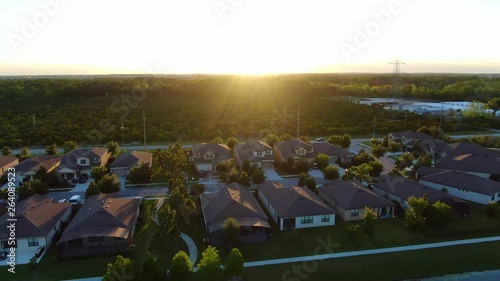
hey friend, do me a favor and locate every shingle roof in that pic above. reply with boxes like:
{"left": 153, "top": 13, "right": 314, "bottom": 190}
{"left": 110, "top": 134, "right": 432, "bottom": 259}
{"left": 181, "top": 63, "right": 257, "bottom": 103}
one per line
{"left": 235, "top": 141, "right": 274, "bottom": 163}
{"left": 439, "top": 142, "right": 500, "bottom": 158}
{"left": 14, "top": 155, "right": 62, "bottom": 174}
{"left": 192, "top": 143, "right": 231, "bottom": 165}
{"left": 58, "top": 147, "right": 109, "bottom": 171}
{"left": 257, "top": 181, "right": 335, "bottom": 218}
{"left": 371, "top": 177, "right": 454, "bottom": 203}
{"left": 312, "top": 142, "right": 354, "bottom": 158}
{"left": 415, "top": 166, "right": 448, "bottom": 177}
{"left": 320, "top": 180, "right": 394, "bottom": 210}
{"left": 110, "top": 151, "right": 153, "bottom": 169}
{"left": 0, "top": 194, "right": 71, "bottom": 239}
{"left": 275, "top": 139, "right": 315, "bottom": 159}
{"left": 435, "top": 154, "right": 500, "bottom": 174}
{"left": 58, "top": 194, "right": 140, "bottom": 244}
{"left": 390, "top": 130, "right": 433, "bottom": 140}
{"left": 200, "top": 182, "right": 270, "bottom": 233}
{"left": 0, "top": 155, "right": 18, "bottom": 169}
{"left": 421, "top": 171, "right": 500, "bottom": 196}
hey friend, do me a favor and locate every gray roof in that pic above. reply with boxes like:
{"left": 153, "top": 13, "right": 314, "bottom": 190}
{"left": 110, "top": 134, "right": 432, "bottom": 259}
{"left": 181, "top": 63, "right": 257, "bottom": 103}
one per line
{"left": 435, "top": 154, "right": 500, "bottom": 174}
{"left": 200, "top": 182, "right": 270, "bottom": 233}
{"left": 320, "top": 180, "right": 394, "bottom": 210}
{"left": 235, "top": 141, "right": 274, "bottom": 163}
{"left": 312, "top": 142, "right": 354, "bottom": 158}
{"left": 192, "top": 143, "right": 231, "bottom": 165}
{"left": 439, "top": 142, "right": 500, "bottom": 158}
{"left": 275, "top": 139, "right": 315, "bottom": 159}
{"left": 415, "top": 166, "right": 448, "bottom": 177}
{"left": 421, "top": 171, "right": 500, "bottom": 196}
{"left": 14, "top": 155, "right": 62, "bottom": 174}
{"left": 0, "top": 194, "right": 71, "bottom": 239}
{"left": 58, "top": 194, "right": 141, "bottom": 244}
{"left": 110, "top": 151, "right": 153, "bottom": 169}
{"left": 0, "top": 155, "right": 18, "bottom": 169}
{"left": 390, "top": 130, "right": 433, "bottom": 140}
{"left": 58, "top": 147, "right": 108, "bottom": 171}
{"left": 371, "top": 177, "right": 454, "bottom": 203}
{"left": 257, "top": 181, "right": 335, "bottom": 218}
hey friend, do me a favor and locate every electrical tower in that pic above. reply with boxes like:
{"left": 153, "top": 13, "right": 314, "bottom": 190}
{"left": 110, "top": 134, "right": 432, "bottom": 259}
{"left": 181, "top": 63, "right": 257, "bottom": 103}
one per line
{"left": 389, "top": 59, "right": 406, "bottom": 99}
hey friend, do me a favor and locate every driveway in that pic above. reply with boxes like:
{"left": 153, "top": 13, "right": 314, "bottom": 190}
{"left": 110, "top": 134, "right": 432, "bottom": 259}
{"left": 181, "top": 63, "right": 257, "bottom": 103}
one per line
{"left": 71, "top": 182, "right": 90, "bottom": 192}
{"left": 308, "top": 169, "right": 324, "bottom": 179}
{"left": 264, "top": 169, "right": 283, "bottom": 181}
{"left": 379, "top": 156, "right": 395, "bottom": 175}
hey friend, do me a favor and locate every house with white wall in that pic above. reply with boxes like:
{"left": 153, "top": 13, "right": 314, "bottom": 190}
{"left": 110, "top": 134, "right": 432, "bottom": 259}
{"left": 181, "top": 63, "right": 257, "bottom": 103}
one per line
{"left": 13, "top": 155, "right": 62, "bottom": 186}
{"left": 234, "top": 141, "right": 274, "bottom": 169}
{"left": 56, "top": 147, "right": 110, "bottom": 182}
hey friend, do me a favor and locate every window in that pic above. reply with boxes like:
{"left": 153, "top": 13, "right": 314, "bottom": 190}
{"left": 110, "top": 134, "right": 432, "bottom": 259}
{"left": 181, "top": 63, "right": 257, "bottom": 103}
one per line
{"left": 28, "top": 238, "right": 39, "bottom": 247}
{"left": 92, "top": 157, "right": 98, "bottom": 162}
{"left": 267, "top": 150, "right": 273, "bottom": 155}
{"left": 79, "top": 159, "right": 88, "bottom": 165}
{"left": 257, "top": 151, "right": 262, "bottom": 156}
{"left": 300, "top": 216, "right": 313, "bottom": 224}
{"left": 196, "top": 153, "right": 202, "bottom": 158}
{"left": 321, "top": 215, "right": 330, "bottom": 223}
{"left": 206, "top": 153, "right": 214, "bottom": 159}
{"left": 351, "top": 209, "right": 360, "bottom": 217}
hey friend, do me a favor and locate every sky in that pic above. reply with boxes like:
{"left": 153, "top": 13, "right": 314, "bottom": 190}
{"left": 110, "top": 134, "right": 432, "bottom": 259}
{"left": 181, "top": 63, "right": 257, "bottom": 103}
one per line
{"left": 1, "top": 0, "right": 499, "bottom": 75}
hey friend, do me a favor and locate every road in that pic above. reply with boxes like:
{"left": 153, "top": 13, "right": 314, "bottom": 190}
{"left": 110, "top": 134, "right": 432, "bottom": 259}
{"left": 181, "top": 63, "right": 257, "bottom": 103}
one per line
{"left": 10, "top": 144, "right": 193, "bottom": 155}
{"left": 47, "top": 186, "right": 169, "bottom": 202}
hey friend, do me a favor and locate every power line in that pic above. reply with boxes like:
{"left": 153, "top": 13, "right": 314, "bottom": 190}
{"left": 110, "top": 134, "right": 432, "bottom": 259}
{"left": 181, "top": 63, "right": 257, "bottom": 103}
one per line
{"left": 389, "top": 59, "right": 406, "bottom": 99}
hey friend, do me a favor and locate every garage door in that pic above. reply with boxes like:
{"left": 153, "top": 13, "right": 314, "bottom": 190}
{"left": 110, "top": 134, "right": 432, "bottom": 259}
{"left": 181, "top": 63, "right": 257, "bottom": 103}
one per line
{"left": 196, "top": 164, "right": 213, "bottom": 172}
{"left": 112, "top": 169, "right": 129, "bottom": 177}
{"left": 261, "top": 161, "right": 274, "bottom": 169}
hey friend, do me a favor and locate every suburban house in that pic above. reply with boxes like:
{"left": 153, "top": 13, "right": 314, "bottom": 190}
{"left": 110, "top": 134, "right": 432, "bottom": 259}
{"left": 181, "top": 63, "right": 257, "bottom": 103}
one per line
{"left": 434, "top": 154, "right": 500, "bottom": 180}
{"left": 312, "top": 142, "right": 355, "bottom": 164}
{"left": 274, "top": 139, "right": 316, "bottom": 163}
{"left": 388, "top": 130, "right": 434, "bottom": 153}
{"left": 200, "top": 182, "right": 271, "bottom": 245}
{"left": 57, "top": 194, "right": 141, "bottom": 257}
{"left": 0, "top": 194, "right": 72, "bottom": 264}
{"left": 13, "top": 155, "right": 62, "bottom": 186}
{"left": 415, "top": 166, "right": 448, "bottom": 180}
{"left": 318, "top": 180, "right": 395, "bottom": 221}
{"left": 110, "top": 151, "right": 153, "bottom": 177}
{"left": 420, "top": 171, "right": 500, "bottom": 205}
{"left": 234, "top": 141, "right": 274, "bottom": 169}
{"left": 437, "top": 142, "right": 499, "bottom": 160}
{"left": 0, "top": 155, "right": 18, "bottom": 175}
{"left": 191, "top": 143, "right": 231, "bottom": 174}
{"left": 56, "top": 147, "right": 111, "bottom": 182}
{"left": 257, "top": 181, "right": 336, "bottom": 230}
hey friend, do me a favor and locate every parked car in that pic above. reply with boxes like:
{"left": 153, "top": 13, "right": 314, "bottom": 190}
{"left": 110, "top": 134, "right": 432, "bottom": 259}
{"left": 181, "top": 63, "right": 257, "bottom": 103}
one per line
{"left": 57, "top": 199, "right": 68, "bottom": 203}
{"left": 315, "top": 137, "right": 326, "bottom": 141}
{"left": 34, "top": 245, "right": 45, "bottom": 258}
{"left": 68, "top": 195, "right": 82, "bottom": 206}
{"left": 78, "top": 174, "right": 89, "bottom": 183}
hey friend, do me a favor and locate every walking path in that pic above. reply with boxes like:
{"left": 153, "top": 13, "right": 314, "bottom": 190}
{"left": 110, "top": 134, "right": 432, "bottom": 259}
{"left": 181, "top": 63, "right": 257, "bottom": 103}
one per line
{"left": 243, "top": 235, "right": 500, "bottom": 267}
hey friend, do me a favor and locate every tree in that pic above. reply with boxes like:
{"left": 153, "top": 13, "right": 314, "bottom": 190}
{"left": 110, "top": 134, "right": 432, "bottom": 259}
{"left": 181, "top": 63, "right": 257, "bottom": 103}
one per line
{"left": 343, "top": 163, "right": 373, "bottom": 183}
{"left": 487, "top": 97, "right": 500, "bottom": 117}
{"left": 251, "top": 168, "right": 266, "bottom": 184}
{"left": 371, "top": 144, "right": 387, "bottom": 158}
{"left": 158, "top": 204, "right": 178, "bottom": 240}
{"left": 18, "top": 182, "right": 34, "bottom": 201}
{"left": 85, "top": 181, "right": 100, "bottom": 199}
{"left": 298, "top": 173, "right": 316, "bottom": 192}
{"left": 382, "top": 136, "right": 389, "bottom": 147}
{"left": 98, "top": 174, "right": 121, "bottom": 193}
{"left": 1, "top": 146, "right": 12, "bottom": 156}
{"left": 299, "top": 135, "right": 309, "bottom": 143}
{"left": 225, "top": 247, "right": 244, "bottom": 276}
{"left": 139, "top": 256, "right": 168, "bottom": 281}
{"left": 212, "top": 137, "right": 224, "bottom": 144}
{"left": 361, "top": 207, "right": 377, "bottom": 236}
{"left": 354, "top": 149, "right": 375, "bottom": 166}
{"left": 223, "top": 217, "right": 240, "bottom": 249}
{"left": 91, "top": 166, "right": 108, "bottom": 182}
{"left": 315, "top": 153, "right": 330, "bottom": 170}
{"left": 45, "top": 143, "right": 59, "bottom": 155}
{"left": 279, "top": 133, "right": 293, "bottom": 142}
{"left": 191, "top": 183, "right": 206, "bottom": 195}
{"left": 20, "top": 146, "right": 31, "bottom": 158}
{"left": 237, "top": 171, "right": 251, "bottom": 186}
{"left": 327, "top": 135, "right": 342, "bottom": 147}
{"left": 226, "top": 137, "right": 238, "bottom": 150}
{"left": 462, "top": 100, "right": 489, "bottom": 118}
{"left": 388, "top": 141, "right": 402, "bottom": 153}
{"left": 170, "top": 251, "right": 192, "bottom": 281}
{"left": 241, "top": 159, "right": 251, "bottom": 173}
{"left": 341, "top": 134, "right": 351, "bottom": 148}
{"left": 196, "top": 246, "right": 223, "bottom": 281}
{"left": 128, "top": 162, "right": 153, "bottom": 184}
{"left": 106, "top": 141, "right": 120, "bottom": 157}
{"left": 323, "top": 165, "right": 340, "bottom": 181}
{"left": 295, "top": 158, "right": 310, "bottom": 173}
{"left": 63, "top": 140, "right": 78, "bottom": 153}
{"left": 34, "top": 166, "right": 48, "bottom": 182}
{"left": 426, "top": 201, "right": 453, "bottom": 227}
{"left": 102, "top": 255, "right": 133, "bottom": 281}
{"left": 368, "top": 161, "right": 384, "bottom": 178}
{"left": 405, "top": 196, "right": 429, "bottom": 231}
{"left": 388, "top": 166, "right": 404, "bottom": 177}
{"left": 264, "top": 133, "right": 280, "bottom": 148}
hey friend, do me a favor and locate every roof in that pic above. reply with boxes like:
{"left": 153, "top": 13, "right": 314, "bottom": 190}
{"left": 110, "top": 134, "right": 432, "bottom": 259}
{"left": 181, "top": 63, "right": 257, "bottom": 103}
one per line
{"left": 320, "top": 180, "right": 394, "bottom": 210}
{"left": 14, "top": 155, "right": 62, "bottom": 174}
{"left": 0, "top": 155, "right": 18, "bottom": 168}
{"left": 257, "top": 181, "right": 335, "bottom": 218}
{"left": 439, "top": 142, "right": 500, "bottom": 158}
{"left": 312, "top": 142, "right": 354, "bottom": 158}
{"left": 58, "top": 147, "right": 109, "bottom": 171}
{"left": 0, "top": 194, "right": 71, "bottom": 239}
{"left": 415, "top": 166, "right": 448, "bottom": 177}
{"left": 275, "top": 139, "right": 315, "bottom": 159}
{"left": 58, "top": 194, "right": 141, "bottom": 244}
{"left": 110, "top": 151, "right": 153, "bottom": 169}
{"left": 200, "top": 182, "right": 270, "bottom": 233}
{"left": 235, "top": 141, "right": 274, "bottom": 163}
{"left": 390, "top": 130, "right": 433, "bottom": 140}
{"left": 371, "top": 177, "right": 454, "bottom": 204}
{"left": 421, "top": 171, "right": 500, "bottom": 196}
{"left": 192, "top": 143, "right": 231, "bottom": 165}
{"left": 435, "top": 154, "right": 500, "bottom": 174}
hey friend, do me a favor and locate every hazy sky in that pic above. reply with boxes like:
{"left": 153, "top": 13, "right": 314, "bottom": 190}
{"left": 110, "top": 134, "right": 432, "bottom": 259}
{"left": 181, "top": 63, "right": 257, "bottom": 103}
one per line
{"left": 1, "top": 0, "right": 499, "bottom": 75}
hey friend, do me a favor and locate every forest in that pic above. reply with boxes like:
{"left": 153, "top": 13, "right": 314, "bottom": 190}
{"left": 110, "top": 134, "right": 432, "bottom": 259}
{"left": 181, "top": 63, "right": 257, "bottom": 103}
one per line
{"left": 0, "top": 73, "right": 499, "bottom": 147}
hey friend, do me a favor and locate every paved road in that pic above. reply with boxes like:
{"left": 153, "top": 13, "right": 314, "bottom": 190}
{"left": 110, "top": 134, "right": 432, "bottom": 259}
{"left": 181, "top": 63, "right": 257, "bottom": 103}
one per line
{"left": 378, "top": 156, "right": 395, "bottom": 175}
{"left": 10, "top": 144, "right": 193, "bottom": 155}
{"left": 47, "top": 186, "right": 169, "bottom": 202}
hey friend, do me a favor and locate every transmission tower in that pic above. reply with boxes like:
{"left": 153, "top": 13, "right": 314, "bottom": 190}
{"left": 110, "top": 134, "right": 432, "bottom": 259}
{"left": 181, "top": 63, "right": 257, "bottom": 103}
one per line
{"left": 389, "top": 59, "right": 406, "bottom": 99}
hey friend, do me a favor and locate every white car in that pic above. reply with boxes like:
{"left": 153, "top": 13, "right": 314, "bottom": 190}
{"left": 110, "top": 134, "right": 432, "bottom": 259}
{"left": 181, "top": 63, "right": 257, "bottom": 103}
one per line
{"left": 68, "top": 195, "right": 82, "bottom": 206}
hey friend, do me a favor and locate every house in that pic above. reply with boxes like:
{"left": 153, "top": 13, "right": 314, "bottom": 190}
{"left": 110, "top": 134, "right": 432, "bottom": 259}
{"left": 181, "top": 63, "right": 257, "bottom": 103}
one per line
{"left": 200, "top": 182, "right": 270, "bottom": 245}
{"left": 437, "top": 142, "right": 499, "bottom": 160}
{"left": 13, "top": 155, "right": 62, "bottom": 186}
{"left": 257, "top": 181, "right": 336, "bottom": 230}
{"left": 0, "top": 194, "right": 72, "bottom": 264}
{"left": 191, "top": 143, "right": 231, "bottom": 174}
{"left": 274, "top": 139, "right": 316, "bottom": 163}
{"left": 318, "top": 180, "right": 394, "bottom": 221}
{"left": 312, "top": 142, "right": 355, "bottom": 164}
{"left": 388, "top": 130, "right": 434, "bottom": 152}
{"left": 420, "top": 171, "right": 500, "bottom": 205}
{"left": 434, "top": 154, "right": 500, "bottom": 179}
{"left": 234, "top": 141, "right": 274, "bottom": 169}
{"left": 110, "top": 151, "right": 153, "bottom": 177}
{"left": 56, "top": 147, "right": 110, "bottom": 182}
{"left": 0, "top": 155, "right": 18, "bottom": 175}
{"left": 57, "top": 194, "right": 141, "bottom": 257}
{"left": 415, "top": 166, "right": 448, "bottom": 180}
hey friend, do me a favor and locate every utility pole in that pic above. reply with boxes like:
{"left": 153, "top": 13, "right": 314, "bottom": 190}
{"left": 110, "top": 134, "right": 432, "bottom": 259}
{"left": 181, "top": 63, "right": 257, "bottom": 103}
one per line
{"left": 143, "top": 110, "right": 147, "bottom": 150}
{"left": 372, "top": 117, "right": 376, "bottom": 140}
{"left": 297, "top": 94, "right": 300, "bottom": 139}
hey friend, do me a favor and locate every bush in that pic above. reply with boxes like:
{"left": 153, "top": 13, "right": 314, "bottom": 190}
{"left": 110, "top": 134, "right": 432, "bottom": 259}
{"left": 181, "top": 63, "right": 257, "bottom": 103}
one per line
{"left": 347, "top": 224, "right": 361, "bottom": 241}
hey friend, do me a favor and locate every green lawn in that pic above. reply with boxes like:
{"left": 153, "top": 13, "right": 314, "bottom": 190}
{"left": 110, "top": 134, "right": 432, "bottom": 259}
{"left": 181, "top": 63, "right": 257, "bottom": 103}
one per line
{"left": 247, "top": 241, "right": 500, "bottom": 281}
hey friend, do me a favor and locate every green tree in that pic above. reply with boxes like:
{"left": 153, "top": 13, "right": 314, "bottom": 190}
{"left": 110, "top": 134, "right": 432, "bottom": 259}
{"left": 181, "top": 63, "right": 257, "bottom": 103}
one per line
{"left": 341, "top": 134, "right": 352, "bottom": 148}
{"left": 128, "top": 162, "right": 153, "bottom": 184}
{"left": 368, "top": 161, "right": 384, "bottom": 178}
{"left": 354, "top": 149, "right": 375, "bottom": 166}
{"left": 426, "top": 201, "right": 453, "bottom": 227}
{"left": 225, "top": 247, "right": 244, "bottom": 276}
{"left": 45, "top": 143, "right": 59, "bottom": 155}
{"left": 20, "top": 146, "right": 31, "bottom": 158}
{"left": 170, "top": 251, "right": 192, "bottom": 281}
{"left": 223, "top": 217, "right": 240, "bottom": 249}
{"left": 18, "top": 181, "right": 34, "bottom": 201}
{"left": 251, "top": 168, "right": 266, "bottom": 184}
{"left": 323, "top": 165, "right": 340, "bottom": 181}
{"left": 212, "top": 137, "right": 224, "bottom": 144}
{"left": 102, "top": 255, "right": 133, "bottom": 281}
{"left": 191, "top": 183, "right": 206, "bottom": 195}
{"left": 1, "top": 146, "right": 12, "bottom": 156}
{"left": 343, "top": 163, "right": 373, "bottom": 183}
{"left": 299, "top": 135, "right": 310, "bottom": 143}
{"left": 98, "top": 174, "right": 121, "bottom": 194}
{"left": 241, "top": 159, "right": 251, "bottom": 173}
{"left": 361, "top": 207, "right": 377, "bottom": 236}
{"left": 34, "top": 166, "right": 48, "bottom": 182}
{"left": 264, "top": 133, "right": 280, "bottom": 148}
{"left": 106, "top": 141, "right": 120, "bottom": 157}
{"left": 158, "top": 204, "right": 178, "bottom": 241}
{"left": 237, "top": 171, "right": 251, "bottom": 186}
{"left": 371, "top": 144, "right": 387, "bottom": 158}
{"left": 279, "top": 133, "right": 293, "bottom": 142}
{"left": 196, "top": 246, "right": 223, "bottom": 281}
{"left": 63, "top": 140, "right": 78, "bottom": 154}
{"left": 139, "top": 256, "right": 167, "bottom": 281}
{"left": 462, "top": 100, "right": 489, "bottom": 118}
{"left": 91, "top": 166, "right": 108, "bottom": 182}
{"left": 405, "top": 196, "right": 429, "bottom": 231}
{"left": 382, "top": 136, "right": 389, "bottom": 147}
{"left": 315, "top": 153, "right": 330, "bottom": 170}
{"left": 226, "top": 137, "right": 238, "bottom": 150}
{"left": 295, "top": 158, "right": 310, "bottom": 173}
{"left": 85, "top": 181, "right": 100, "bottom": 199}
{"left": 487, "top": 97, "right": 500, "bottom": 117}
{"left": 388, "top": 142, "right": 402, "bottom": 153}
